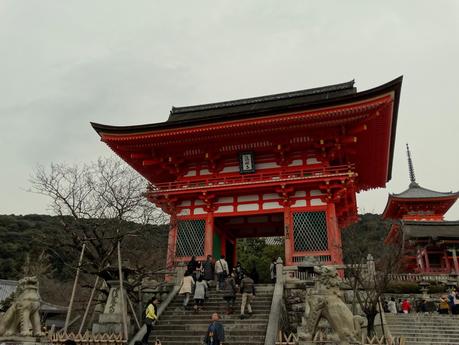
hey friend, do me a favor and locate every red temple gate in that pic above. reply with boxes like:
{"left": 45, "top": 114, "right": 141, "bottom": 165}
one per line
{"left": 92, "top": 77, "right": 402, "bottom": 269}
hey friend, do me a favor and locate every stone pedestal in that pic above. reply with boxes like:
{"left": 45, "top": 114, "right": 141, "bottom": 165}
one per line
{"left": 92, "top": 281, "right": 131, "bottom": 335}
{"left": 0, "top": 336, "right": 47, "bottom": 345}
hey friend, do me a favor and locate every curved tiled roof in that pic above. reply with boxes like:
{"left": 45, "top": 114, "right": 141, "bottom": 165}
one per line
{"left": 402, "top": 221, "right": 459, "bottom": 239}
{"left": 392, "top": 182, "right": 458, "bottom": 199}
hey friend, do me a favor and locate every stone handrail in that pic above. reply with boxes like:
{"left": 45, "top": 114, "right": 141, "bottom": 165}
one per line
{"left": 388, "top": 273, "right": 450, "bottom": 282}
{"left": 264, "top": 257, "right": 284, "bottom": 345}
{"left": 128, "top": 263, "right": 186, "bottom": 345}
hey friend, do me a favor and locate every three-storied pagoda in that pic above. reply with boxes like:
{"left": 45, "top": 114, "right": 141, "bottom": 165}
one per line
{"left": 384, "top": 145, "right": 459, "bottom": 273}
{"left": 92, "top": 77, "right": 402, "bottom": 269}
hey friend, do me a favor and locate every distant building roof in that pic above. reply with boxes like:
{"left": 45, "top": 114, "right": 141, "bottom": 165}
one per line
{"left": 0, "top": 279, "right": 67, "bottom": 313}
{"left": 0, "top": 279, "right": 18, "bottom": 302}
{"left": 391, "top": 183, "right": 458, "bottom": 199}
{"left": 402, "top": 221, "right": 459, "bottom": 239}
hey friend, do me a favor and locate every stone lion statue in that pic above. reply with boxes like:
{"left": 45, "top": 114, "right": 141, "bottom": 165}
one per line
{"left": 299, "top": 266, "right": 364, "bottom": 345}
{"left": 0, "top": 276, "right": 44, "bottom": 337}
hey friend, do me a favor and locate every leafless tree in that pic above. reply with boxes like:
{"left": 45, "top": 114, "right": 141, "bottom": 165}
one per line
{"left": 342, "top": 219, "right": 402, "bottom": 337}
{"left": 29, "top": 157, "right": 168, "bottom": 280}
{"left": 343, "top": 215, "right": 401, "bottom": 337}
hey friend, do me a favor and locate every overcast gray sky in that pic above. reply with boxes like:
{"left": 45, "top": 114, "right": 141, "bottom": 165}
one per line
{"left": 0, "top": 1, "right": 458, "bottom": 219}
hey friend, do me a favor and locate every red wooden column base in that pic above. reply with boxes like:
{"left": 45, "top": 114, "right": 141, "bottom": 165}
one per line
{"left": 326, "top": 203, "right": 343, "bottom": 265}
{"left": 165, "top": 215, "right": 178, "bottom": 281}
{"left": 284, "top": 206, "right": 294, "bottom": 266}
{"left": 204, "top": 213, "right": 214, "bottom": 257}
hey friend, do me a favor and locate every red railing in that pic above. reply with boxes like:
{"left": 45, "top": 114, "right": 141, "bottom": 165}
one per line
{"left": 148, "top": 164, "right": 355, "bottom": 195}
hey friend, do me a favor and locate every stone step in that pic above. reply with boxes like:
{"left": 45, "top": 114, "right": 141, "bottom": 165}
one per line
{"left": 389, "top": 324, "right": 459, "bottom": 329}
{"left": 386, "top": 314, "right": 459, "bottom": 345}
{"left": 153, "top": 342, "right": 263, "bottom": 345}
{"left": 147, "top": 284, "right": 273, "bottom": 345}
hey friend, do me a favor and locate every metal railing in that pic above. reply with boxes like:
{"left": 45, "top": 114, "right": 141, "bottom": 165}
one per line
{"left": 388, "top": 273, "right": 451, "bottom": 282}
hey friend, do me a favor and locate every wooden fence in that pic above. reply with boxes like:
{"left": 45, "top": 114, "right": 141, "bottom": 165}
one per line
{"left": 49, "top": 332, "right": 127, "bottom": 345}
{"left": 275, "top": 331, "right": 405, "bottom": 345}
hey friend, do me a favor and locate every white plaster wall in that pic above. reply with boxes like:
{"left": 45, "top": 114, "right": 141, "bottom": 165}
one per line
{"left": 217, "top": 196, "right": 234, "bottom": 203}
{"left": 306, "top": 157, "right": 320, "bottom": 165}
{"left": 215, "top": 205, "right": 234, "bottom": 213}
{"left": 289, "top": 159, "right": 303, "bottom": 167}
{"left": 194, "top": 207, "right": 207, "bottom": 215}
{"left": 263, "top": 193, "right": 279, "bottom": 200}
{"left": 177, "top": 208, "right": 191, "bottom": 216}
{"left": 310, "top": 198, "right": 325, "bottom": 206}
{"left": 263, "top": 202, "right": 281, "bottom": 210}
{"left": 237, "top": 204, "right": 259, "bottom": 211}
{"left": 222, "top": 166, "right": 239, "bottom": 173}
{"left": 255, "top": 162, "right": 279, "bottom": 169}
{"left": 292, "top": 200, "right": 307, "bottom": 208}
{"left": 238, "top": 194, "right": 259, "bottom": 202}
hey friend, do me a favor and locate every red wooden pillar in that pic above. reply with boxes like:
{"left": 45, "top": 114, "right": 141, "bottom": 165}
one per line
{"left": 423, "top": 248, "right": 431, "bottom": 273}
{"left": 166, "top": 214, "right": 178, "bottom": 269}
{"left": 204, "top": 212, "right": 214, "bottom": 257}
{"left": 233, "top": 238, "right": 238, "bottom": 266}
{"left": 443, "top": 249, "right": 451, "bottom": 272}
{"left": 326, "top": 203, "right": 342, "bottom": 265}
{"left": 417, "top": 248, "right": 425, "bottom": 272}
{"left": 284, "top": 205, "right": 293, "bottom": 266}
{"left": 451, "top": 248, "right": 459, "bottom": 273}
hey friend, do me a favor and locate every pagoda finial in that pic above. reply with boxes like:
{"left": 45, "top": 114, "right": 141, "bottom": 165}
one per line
{"left": 406, "top": 143, "right": 419, "bottom": 188}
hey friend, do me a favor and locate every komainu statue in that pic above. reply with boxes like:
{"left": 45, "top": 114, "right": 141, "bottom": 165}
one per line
{"left": 0, "top": 276, "right": 44, "bottom": 337}
{"left": 299, "top": 266, "right": 364, "bottom": 345}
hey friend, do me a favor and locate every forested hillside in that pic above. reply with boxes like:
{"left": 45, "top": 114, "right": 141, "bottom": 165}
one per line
{"left": 0, "top": 214, "right": 169, "bottom": 281}
{"left": 342, "top": 213, "right": 392, "bottom": 262}
{"left": 0, "top": 213, "right": 390, "bottom": 281}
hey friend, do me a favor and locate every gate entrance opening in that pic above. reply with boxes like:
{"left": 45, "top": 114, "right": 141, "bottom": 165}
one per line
{"left": 214, "top": 213, "right": 284, "bottom": 268}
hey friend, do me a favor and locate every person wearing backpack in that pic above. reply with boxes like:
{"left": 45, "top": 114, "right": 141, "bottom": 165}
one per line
{"left": 215, "top": 255, "right": 229, "bottom": 291}
{"left": 222, "top": 272, "right": 237, "bottom": 314}
{"left": 239, "top": 273, "right": 255, "bottom": 319}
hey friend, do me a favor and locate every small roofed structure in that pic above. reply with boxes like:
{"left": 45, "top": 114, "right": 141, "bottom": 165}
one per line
{"left": 384, "top": 145, "right": 459, "bottom": 273}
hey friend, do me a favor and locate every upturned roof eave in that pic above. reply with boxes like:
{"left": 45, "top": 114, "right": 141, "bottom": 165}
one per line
{"left": 91, "top": 76, "right": 403, "bottom": 137}
{"left": 382, "top": 193, "right": 459, "bottom": 219}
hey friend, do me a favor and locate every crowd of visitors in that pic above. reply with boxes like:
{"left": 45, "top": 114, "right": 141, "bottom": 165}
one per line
{"left": 178, "top": 254, "right": 266, "bottom": 318}
{"left": 383, "top": 288, "right": 459, "bottom": 315}
{"left": 142, "top": 255, "right": 274, "bottom": 345}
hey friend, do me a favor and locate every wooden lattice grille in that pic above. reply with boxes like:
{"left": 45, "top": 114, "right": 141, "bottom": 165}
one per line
{"left": 293, "top": 211, "right": 328, "bottom": 252}
{"left": 176, "top": 219, "right": 205, "bottom": 257}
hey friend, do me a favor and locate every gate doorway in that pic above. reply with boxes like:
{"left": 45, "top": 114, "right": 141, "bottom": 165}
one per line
{"left": 214, "top": 212, "right": 285, "bottom": 281}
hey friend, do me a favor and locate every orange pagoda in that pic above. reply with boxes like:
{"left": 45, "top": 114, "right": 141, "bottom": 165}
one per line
{"left": 384, "top": 145, "right": 459, "bottom": 273}
{"left": 92, "top": 77, "right": 402, "bottom": 269}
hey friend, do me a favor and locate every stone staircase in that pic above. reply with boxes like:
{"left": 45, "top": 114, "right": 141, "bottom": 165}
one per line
{"left": 385, "top": 314, "right": 459, "bottom": 345}
{"left": 150, "top": 284, "right": 274, "bottom": 345}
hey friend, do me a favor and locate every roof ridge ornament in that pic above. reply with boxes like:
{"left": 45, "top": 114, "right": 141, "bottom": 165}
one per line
{"left": 406, "top": 143, "right": 419, "bottom": 188}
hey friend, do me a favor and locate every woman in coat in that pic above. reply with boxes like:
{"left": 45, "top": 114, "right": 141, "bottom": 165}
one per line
{"left": 193, "top": 276, "right": 208, "bottom": 312}
{"left": 203, "top": 255, "right": 215, "bottom": 286}
{"left": 179, "top": 270, "right": 195, "bottom": 309}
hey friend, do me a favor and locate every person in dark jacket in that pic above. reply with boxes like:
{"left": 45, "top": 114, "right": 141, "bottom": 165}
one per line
{"left": 233, "top": 262, "right": 244, "bottom": 286}
{"left": 203, "top": 255, "right": 215, "bottom": 287}
{"left": 222, "top": 272, "right": 237, "bottom": 314}
{"left": 204, "top": 313, "right": 225, "bottom": 345}
{"left": 250, "top": 262, "right": 259, "bottom": 284}
{"left": 187, "top": 256, "right": 199, "bottom": 279}
{"left": 239, "top": 274, "right": 255, "bottom": 319}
